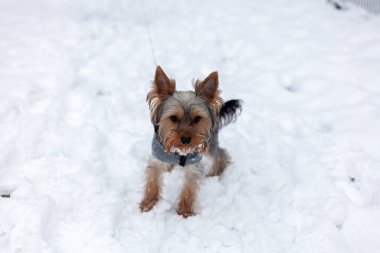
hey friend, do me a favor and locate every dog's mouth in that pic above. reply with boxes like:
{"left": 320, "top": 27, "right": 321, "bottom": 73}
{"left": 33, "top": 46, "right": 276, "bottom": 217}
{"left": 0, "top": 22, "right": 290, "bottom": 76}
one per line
{"left": 169, "top": 144, "right": 205, "bottom": 156}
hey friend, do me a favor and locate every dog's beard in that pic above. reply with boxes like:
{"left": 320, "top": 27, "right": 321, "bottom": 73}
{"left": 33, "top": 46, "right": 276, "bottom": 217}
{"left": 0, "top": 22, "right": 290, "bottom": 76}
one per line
{"left": 169, "top": 143, "right": 205, "bottom": 155}
{"left": 159, "top": 132, "right": 208, "bottom": 155}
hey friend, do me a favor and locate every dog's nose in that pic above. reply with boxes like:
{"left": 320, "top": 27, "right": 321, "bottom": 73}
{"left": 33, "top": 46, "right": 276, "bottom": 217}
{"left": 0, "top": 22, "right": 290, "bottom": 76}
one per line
{"left": 181, "top": 136, "right": 191, "bottom": 144}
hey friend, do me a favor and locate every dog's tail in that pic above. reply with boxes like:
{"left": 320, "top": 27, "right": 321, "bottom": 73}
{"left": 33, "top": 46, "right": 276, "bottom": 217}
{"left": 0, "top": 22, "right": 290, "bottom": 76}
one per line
{"left": 218, "top": 99, "right": 242, "bottom": 127}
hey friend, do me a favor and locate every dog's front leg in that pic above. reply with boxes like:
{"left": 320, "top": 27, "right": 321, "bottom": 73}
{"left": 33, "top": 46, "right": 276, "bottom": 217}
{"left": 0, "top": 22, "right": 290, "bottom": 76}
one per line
{"left": 177, "top": 164, "right": 202, "bottom": 218}
{"left": 140, "top": 157, "right": 166, "bottom": 212}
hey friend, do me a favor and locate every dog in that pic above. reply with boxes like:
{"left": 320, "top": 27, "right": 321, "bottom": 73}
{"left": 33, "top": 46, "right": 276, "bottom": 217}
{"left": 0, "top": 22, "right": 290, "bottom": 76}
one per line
{"left": 139, "top": 66, "right": 242, "bottom": 217}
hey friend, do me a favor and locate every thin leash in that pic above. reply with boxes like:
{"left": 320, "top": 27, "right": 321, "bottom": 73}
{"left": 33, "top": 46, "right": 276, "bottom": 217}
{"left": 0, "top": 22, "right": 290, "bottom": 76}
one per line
{"left": 139, "top": 0, "right": 158, "bottom": 66}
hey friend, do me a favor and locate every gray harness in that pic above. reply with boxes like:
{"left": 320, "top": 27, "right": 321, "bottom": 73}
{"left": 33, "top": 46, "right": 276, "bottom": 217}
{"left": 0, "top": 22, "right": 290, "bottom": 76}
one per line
{"left": 152, "top": 135, "right": 202, "bottom": 167}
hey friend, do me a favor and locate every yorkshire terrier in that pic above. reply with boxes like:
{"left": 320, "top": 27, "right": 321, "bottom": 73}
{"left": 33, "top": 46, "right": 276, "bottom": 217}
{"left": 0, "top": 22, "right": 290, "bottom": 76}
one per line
{"left": 140, "top": 66, "right": 242, "bottom": 217}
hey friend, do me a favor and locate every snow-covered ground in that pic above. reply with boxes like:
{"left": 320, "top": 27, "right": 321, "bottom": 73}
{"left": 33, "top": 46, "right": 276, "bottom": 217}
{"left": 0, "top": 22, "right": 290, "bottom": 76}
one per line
{"left": 1, "top": 0, "right": 380, "bottom": 252}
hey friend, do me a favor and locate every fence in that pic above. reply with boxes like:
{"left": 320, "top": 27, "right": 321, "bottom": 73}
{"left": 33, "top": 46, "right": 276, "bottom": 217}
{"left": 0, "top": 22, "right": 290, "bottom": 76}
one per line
{"left": 331, "top": 0, "right": 380, "bottom": 14}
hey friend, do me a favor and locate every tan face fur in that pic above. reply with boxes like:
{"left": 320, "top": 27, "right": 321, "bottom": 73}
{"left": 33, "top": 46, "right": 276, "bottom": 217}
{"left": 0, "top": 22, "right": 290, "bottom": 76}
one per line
{"left": 147, "top": 66, "right": 223, "bottom": 155}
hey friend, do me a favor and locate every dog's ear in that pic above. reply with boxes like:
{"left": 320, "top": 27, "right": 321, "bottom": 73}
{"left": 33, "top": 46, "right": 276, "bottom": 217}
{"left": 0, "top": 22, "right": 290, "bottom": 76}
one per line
{"left": 195, "top": 71, "right": 219, "bottom": 100}
{"left": 195, "top": 71, "right": 222, "bottom": 112}
{"left": 153, "top": 66, "right": 176, "bottom": 96}
{"left": 147, "top": 66, "right": 176, "bottom": 125}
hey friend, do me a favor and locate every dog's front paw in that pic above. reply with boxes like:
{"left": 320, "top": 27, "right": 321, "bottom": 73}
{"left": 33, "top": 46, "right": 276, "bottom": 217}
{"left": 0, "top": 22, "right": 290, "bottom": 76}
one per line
{"left": 176, "top": 203, "right": 196, "bottom": 218}
{"left": 176, "top": 208, "right": 196, "bottom": 218}
{"left": 139, "top": 198, "right": 159, "bottom": 212}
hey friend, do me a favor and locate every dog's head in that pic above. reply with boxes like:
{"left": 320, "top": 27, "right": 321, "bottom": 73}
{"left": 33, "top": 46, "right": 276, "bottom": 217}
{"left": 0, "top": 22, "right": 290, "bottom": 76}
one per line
{"left": 147, "top": 66, "right": 223, "bottom": 155}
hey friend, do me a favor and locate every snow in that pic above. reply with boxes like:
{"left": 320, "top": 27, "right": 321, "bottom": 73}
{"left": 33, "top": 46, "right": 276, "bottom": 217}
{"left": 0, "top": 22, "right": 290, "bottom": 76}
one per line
{"left": 1, "top": 0, "right": 380, "bottom": 252}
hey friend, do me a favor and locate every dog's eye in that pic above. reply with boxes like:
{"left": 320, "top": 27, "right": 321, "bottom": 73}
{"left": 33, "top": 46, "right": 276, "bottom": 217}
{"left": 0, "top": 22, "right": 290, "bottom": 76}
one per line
{"left": 193, "top": 116, "right": 201, "bottom": 124}
{"left": 170, "top": 115, "right": 178, "bottom": 122}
